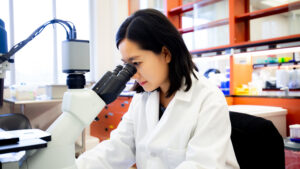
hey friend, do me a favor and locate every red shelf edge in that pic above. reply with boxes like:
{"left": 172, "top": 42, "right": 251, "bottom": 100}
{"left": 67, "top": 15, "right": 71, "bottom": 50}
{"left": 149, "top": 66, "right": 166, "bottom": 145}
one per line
{"left": 190, "top": 44, "right": 233, "bottom": 54}
{"left": 179, "top": 18, "right": 229, "bottom": 34}
{"left": 190, "top": 34, "right": 300, "bottom": 55}
{"left": 169, "top": 0, "right": 222, "bottom": 15}
{"left": 253, "top": 61, "right": 300, "bottom": 69}
{"left": 236, "top": 1, "right": 300, "bottom": 21}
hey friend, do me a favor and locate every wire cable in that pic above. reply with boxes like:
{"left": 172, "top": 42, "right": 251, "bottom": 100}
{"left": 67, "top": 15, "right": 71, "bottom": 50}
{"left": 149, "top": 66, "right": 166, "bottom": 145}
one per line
{"left": 0, "top": 19, "right": 77, "bottom": 64}
{"left": 66, "top": 21, "right": 77, "bottom": 39}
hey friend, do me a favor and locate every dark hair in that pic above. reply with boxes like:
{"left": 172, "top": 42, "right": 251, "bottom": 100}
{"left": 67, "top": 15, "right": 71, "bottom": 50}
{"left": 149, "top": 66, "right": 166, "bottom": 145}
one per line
{"left": 116, "top": 8, "right": 197, "bottom": 97}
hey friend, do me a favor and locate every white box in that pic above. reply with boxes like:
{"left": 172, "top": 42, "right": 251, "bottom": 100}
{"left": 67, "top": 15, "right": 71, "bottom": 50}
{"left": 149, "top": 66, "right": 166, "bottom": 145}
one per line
{"left": 46, "top": 85, "right": 67, "bottom": 99}
{"left": 229, "top": 105, "right": 287, "bottom": 137}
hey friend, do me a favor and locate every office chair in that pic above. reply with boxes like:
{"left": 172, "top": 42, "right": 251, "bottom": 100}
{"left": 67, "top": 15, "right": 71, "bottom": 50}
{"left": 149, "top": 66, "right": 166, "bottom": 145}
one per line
{"left": 229, "top": 111, "right": 285, "bottom": 169}
{"left": 0, "top": 113, "right": 32, "bottom": 130}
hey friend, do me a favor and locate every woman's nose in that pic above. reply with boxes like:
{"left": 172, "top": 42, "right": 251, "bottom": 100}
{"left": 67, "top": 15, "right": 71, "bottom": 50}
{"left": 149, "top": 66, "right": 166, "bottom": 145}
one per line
{"left": 131, "top": 72, "right": 139, "bottom": 80}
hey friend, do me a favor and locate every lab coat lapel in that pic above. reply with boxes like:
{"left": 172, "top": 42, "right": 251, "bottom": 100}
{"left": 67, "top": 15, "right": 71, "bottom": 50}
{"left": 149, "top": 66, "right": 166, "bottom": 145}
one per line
{"left": 145, "top": 91, "right": 159, "bottom": 131}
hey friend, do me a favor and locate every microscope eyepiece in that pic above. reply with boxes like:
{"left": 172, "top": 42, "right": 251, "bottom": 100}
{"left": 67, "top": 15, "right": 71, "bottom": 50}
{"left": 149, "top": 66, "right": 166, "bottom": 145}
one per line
{"left": 112, "top": 65, "right": 123, "bottom": 75}
{"left": 116, "top": 63, "right": 137, "bottom": 83}
{"left": 122, "top": 63, "right": 137, "bottom": 76}
{"left": 92, "top": 63, "right": 136, "bottom": 104}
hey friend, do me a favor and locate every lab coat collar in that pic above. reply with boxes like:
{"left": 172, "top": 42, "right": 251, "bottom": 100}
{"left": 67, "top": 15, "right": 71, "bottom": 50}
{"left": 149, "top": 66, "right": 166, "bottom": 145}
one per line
{"left": 145, "top": 91, "right": 159, "bottom": 130}
{"left": 174, "top": 72, "right": 198, "bottom": 102}
{"left": 144, "top": 72, "right": 198, "bottom": 130}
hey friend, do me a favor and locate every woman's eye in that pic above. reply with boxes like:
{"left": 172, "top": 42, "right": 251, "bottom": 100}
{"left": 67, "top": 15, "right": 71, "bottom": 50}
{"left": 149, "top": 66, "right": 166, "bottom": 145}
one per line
{"left": 133, "top": 62, "right": 140, "bottom": 66}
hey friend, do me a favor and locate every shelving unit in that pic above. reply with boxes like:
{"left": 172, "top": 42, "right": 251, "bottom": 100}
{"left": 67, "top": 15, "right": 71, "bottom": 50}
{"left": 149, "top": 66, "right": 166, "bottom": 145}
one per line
{"left": 253, "top": 61, "right": 300, "bottom": 69}
{"left": 165, "top": 0, "right": 300, "bottom": 95}
{"left": 168, "top": 0, "right": 300, "bottom": 53}
{"left": 164, "top": 0, "right": 300, "bottom": 131}
{"left": 263, "top": 88, "right": 300, "bottom": 92}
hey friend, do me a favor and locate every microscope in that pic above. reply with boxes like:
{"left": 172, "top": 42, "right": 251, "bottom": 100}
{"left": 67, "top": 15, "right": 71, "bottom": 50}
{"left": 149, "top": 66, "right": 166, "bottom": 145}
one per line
{"left": 0, "top": 18, "right": 136, "bottom": 169}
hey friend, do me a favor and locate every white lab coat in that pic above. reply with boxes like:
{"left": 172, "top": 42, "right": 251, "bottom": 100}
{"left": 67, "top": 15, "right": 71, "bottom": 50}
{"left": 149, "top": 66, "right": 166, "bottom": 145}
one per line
{"left": 76, "top": 72, "right": 240, "bottom": 169}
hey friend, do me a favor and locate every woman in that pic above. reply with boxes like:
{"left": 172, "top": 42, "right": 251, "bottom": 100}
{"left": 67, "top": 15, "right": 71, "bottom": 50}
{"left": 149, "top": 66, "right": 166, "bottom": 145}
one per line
{"left": 76, "top": 9, "right": 239, "bottom": 169}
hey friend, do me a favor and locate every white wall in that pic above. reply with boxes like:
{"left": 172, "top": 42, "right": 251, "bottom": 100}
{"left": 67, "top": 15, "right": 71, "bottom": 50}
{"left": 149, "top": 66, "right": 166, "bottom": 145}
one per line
{"left": 89, "top": 0, "right": 129, "bottom": 81}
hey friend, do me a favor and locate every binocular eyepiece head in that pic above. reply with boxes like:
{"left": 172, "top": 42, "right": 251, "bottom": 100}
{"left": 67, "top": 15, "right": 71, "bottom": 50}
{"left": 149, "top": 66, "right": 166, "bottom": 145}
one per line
{"left": 118, "top": 63, "right": 137, "bottom": 79}
{"left": 92, "top": 63, "right": 137, "bottom": 104}
{"left": 117, "top": 64, "right": 137, "bottom": 84}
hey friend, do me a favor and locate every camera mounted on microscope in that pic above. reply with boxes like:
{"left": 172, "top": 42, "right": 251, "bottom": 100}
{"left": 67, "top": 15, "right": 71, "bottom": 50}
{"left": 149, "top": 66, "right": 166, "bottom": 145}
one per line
{"left": 0, "top": 19, "right": 91, "bottom": 90}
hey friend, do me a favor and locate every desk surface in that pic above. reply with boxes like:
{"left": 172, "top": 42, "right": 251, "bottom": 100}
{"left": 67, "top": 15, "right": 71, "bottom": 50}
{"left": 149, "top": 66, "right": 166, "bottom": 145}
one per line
{"left": 4, "top": 98, "right": 62, "bottom": 105}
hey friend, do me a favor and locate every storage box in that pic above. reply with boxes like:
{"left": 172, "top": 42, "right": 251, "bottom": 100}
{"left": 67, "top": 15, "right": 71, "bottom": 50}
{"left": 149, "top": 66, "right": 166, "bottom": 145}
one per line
{"left": 290, "top": 124, "right": 300, "bottom": 139}
{"left": 228, "top": 105, "right": 287, "bottom": 137}
{"left": 10, "top": 84, "right": 37, "bottom": 101}
{"left": 46, "top": 85, "right": 67, "bottom": 99}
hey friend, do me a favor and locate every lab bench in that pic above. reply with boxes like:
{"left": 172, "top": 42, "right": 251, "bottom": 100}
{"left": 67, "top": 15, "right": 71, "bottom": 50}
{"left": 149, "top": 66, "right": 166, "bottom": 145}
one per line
{"left": 4, "top": 98, "right": 62, "bottom": 114}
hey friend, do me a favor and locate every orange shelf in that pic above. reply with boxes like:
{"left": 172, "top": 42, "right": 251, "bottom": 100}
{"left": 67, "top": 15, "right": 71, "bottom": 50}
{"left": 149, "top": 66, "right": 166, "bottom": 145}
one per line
{"left": 179, "top": 18, "right": 229, "bottom": 34}
{"left": 169, "top": 0, "right": 222, "bottom": 15}
{"left": 168, "top": 0, "right": 300, "bottom": 55}
{"left": 236, "top": 1, "right": 300, "bottom": 21}
{"left": 190, "top": 44, "right": 232, "bottom": 55}
{"left": 165, "top": 0, "right": 300, "bottom": 129}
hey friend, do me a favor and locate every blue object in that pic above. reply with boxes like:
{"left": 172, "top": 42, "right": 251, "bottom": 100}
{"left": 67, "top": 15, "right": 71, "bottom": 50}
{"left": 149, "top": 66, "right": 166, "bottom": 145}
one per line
{"left": 220, "top": 69, "right": 230, "bottom": 96}
{"left": 204, "top": 68, "right": 220, "bottom": 78}
{"left": 285, "top": 138, "right": 300, "bottom": 151}
{"left": 222, "top": 89, "right": 230, "bottom": 96}
{"left": 221, "top": 81, "right": 227, "bottom": 88}
{"left": 290, "top": 138, "right": 300, "bottom": 143}
{"left": 0, "top": 19, "right": 8, "bottom": 54}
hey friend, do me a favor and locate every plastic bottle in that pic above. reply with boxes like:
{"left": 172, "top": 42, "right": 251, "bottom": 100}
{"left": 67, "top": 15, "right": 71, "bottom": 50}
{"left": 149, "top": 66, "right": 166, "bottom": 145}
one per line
{"left": 289, "top": 68, "right": 298, "bottom": 89}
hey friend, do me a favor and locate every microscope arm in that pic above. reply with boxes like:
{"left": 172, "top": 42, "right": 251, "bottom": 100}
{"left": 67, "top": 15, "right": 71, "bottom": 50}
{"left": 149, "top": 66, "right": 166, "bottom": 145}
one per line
{"left": 20, "top": 89, "right": 104, "bottom": 169}
{"left": 21, "top": 64, "right": 136, "bottom": 169}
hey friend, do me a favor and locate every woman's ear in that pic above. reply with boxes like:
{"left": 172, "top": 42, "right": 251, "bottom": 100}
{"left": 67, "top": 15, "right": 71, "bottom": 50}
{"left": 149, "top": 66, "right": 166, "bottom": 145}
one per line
{"left": 162, "top": 46, "right": 171, "bottom": 63}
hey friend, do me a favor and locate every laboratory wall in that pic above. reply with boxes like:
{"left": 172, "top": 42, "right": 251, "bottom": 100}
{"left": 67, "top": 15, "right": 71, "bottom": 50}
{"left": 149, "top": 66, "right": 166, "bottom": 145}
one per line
{"left": 89, "top": 0, "right": 129, "bottom": 81}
